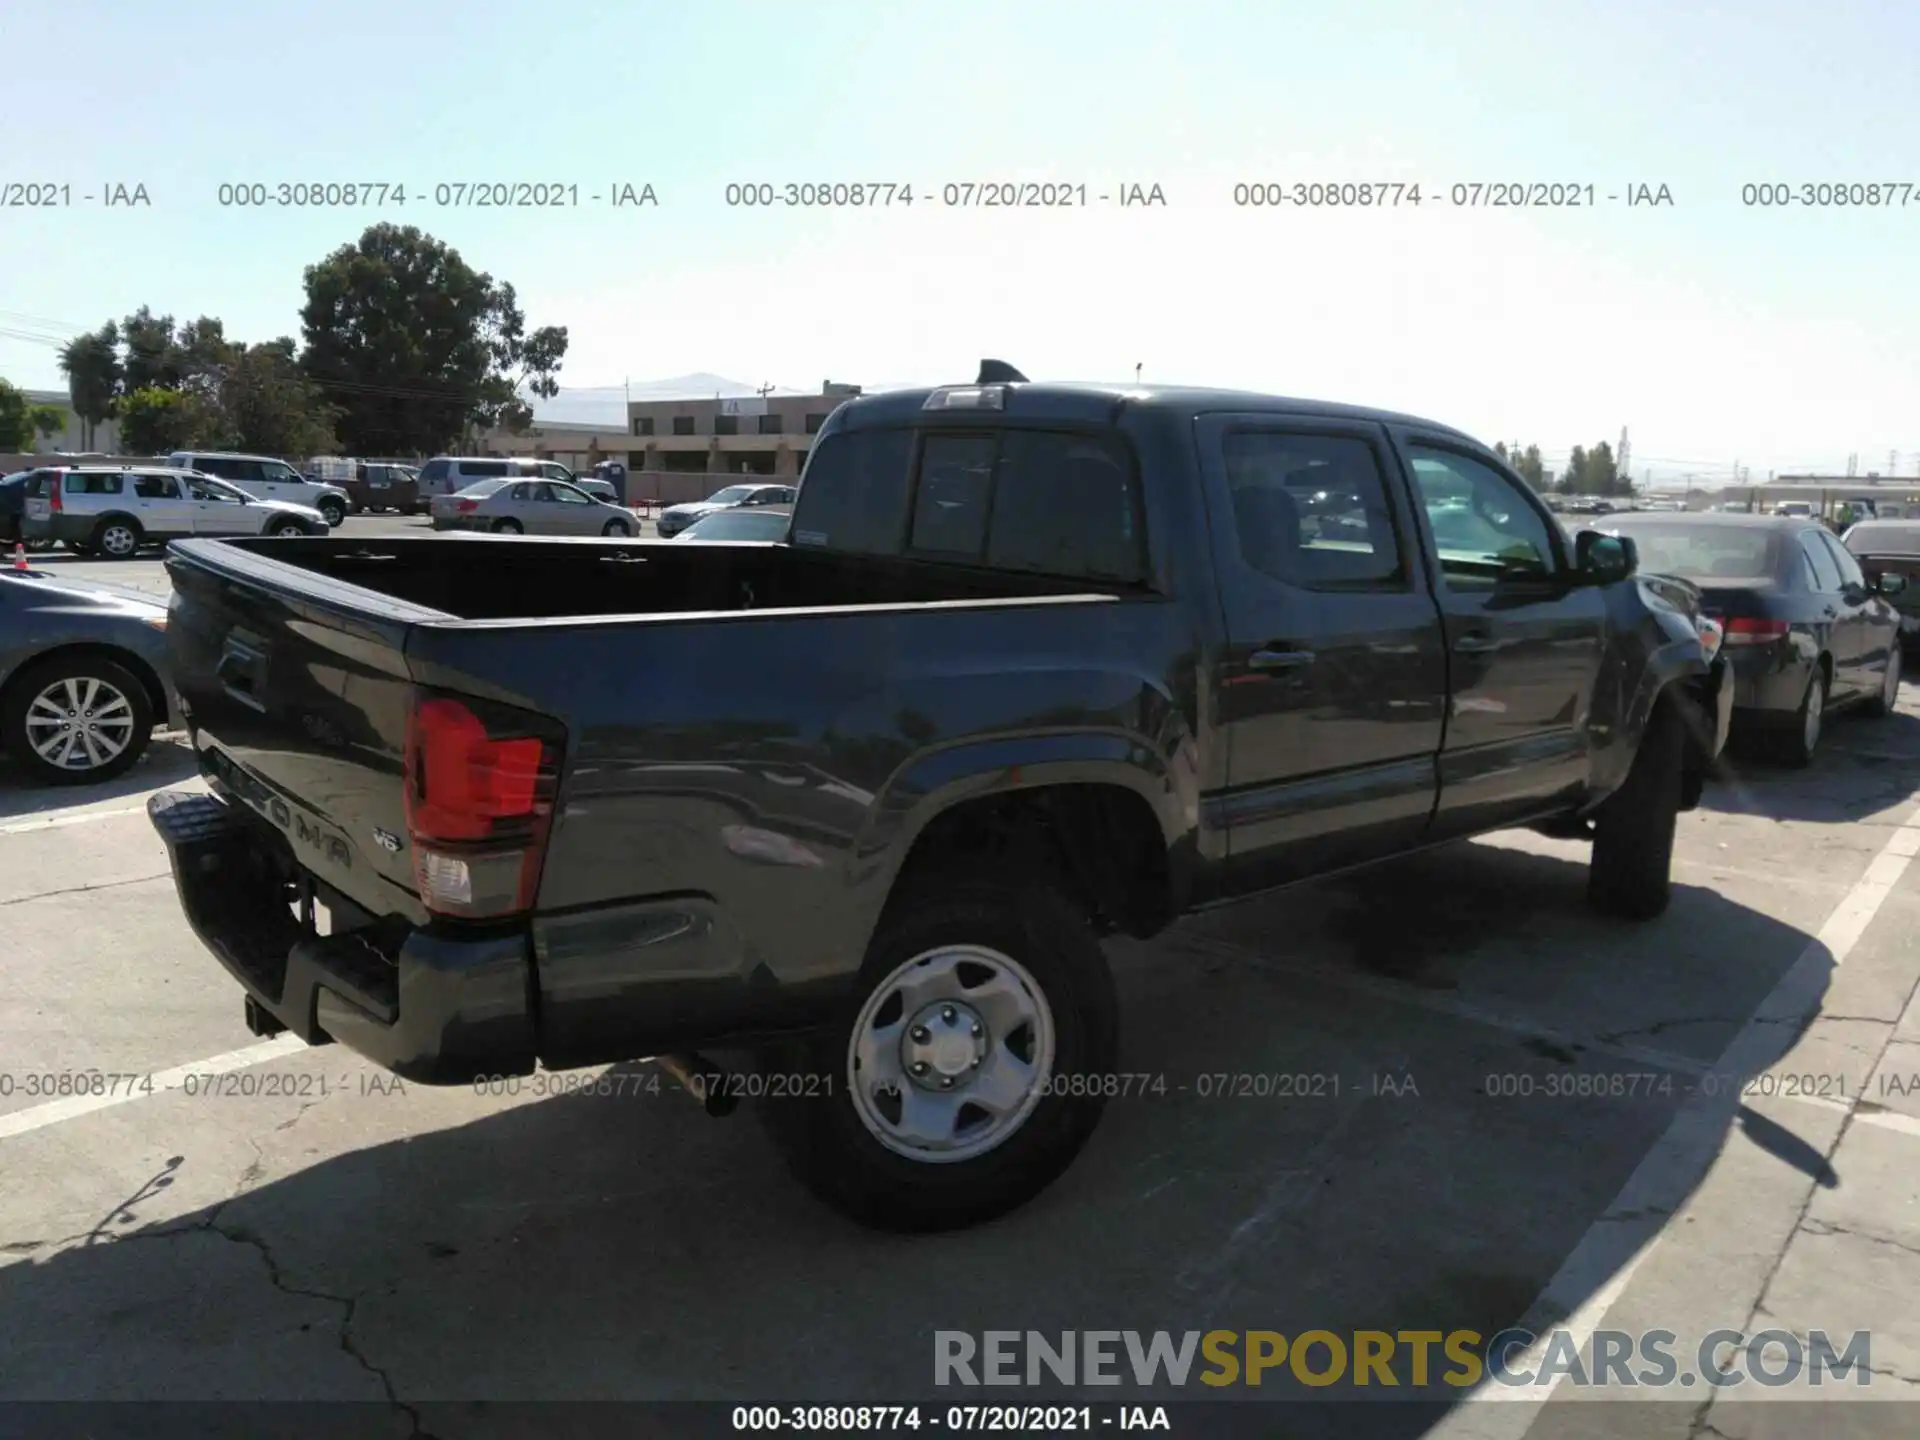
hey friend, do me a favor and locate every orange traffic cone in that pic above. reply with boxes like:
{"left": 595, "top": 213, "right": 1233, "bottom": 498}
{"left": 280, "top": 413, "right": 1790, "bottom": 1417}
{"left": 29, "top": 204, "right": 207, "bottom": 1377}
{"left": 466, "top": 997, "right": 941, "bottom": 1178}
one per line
{"left": 11, "top": 543, "right": 25, "bottom": 572}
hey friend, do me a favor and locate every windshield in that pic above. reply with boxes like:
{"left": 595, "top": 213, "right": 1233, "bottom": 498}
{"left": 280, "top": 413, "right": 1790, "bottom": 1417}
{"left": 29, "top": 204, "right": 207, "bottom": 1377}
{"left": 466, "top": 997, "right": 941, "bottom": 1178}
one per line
{"left": 1844, "top": 522, "right": 1920, "bottom": 556}
{"left": 1607, "top": 521, "right": 1777, "bottom": 581}
{"left": 706, "top": 485, "right": 756, "bottom": 505}
{"left": 683, "top": 509, "right": 791, "bottom": 540}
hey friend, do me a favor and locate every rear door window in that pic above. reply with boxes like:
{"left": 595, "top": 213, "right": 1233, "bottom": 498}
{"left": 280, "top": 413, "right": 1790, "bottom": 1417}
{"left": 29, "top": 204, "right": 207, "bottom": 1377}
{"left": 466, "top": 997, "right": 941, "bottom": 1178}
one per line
{"left": 789, "top": 429, "right": 916, "bottom": 554}
{"left": 910, "top": 436, "right": 997, "bottom": 556}
{"left": 65, "top": 473, "right": 124, "bottom": 495}
{"left": 985, "top": 431, "right": 1146, "bottom": 582}
{"left": 1799, "top": 532, "right": 1843, "bottom": 592}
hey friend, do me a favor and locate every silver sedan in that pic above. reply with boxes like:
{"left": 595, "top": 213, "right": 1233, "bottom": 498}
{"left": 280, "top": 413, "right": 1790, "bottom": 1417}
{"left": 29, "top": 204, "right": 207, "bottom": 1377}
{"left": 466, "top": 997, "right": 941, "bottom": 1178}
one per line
{"left": 430, "top": 478, "right": 638, "bottom": 536}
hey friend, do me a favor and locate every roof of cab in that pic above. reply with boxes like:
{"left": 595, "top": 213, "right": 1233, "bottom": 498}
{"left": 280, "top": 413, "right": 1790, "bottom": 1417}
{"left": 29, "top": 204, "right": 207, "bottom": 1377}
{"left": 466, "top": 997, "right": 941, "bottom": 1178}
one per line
{"left": 835, "top": 363, "right": 1481, "bottom": 444}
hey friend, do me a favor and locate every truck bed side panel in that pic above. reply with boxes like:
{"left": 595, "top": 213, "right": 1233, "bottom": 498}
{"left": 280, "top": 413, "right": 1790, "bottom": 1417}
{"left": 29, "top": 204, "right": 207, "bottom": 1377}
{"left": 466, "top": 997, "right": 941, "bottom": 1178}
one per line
{"left": 408, "top": 595, "right": 1202, "bottom": 1066}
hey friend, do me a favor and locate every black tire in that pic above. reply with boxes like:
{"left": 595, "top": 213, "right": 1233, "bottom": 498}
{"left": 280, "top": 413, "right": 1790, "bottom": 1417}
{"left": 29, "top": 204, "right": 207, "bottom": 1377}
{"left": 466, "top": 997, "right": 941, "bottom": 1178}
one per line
{"left": 1, "top": 652, "right": 154, "bottom": 786}
{"left": 757, "top": 875, "right": 1119, "bottom": 1232}
{"left": 1776, "top": 664, "right": 1829, "bottom": 768}
{"left": 318, "top": 500, "right": 347, "bottom": 527}
{"left": 89, "top": 516, "right": 142, "bottom": 559}
{"left": 602, "top": 518, "right": 633, "bottom": 537}
{"left": 1864, "top": 644, "right": 1902, "bottom": 719}
{"left": 491, "top": 518, "right": 522, "bottom": 534}
{"left": 1589, "top": 695, "right": 1684, "bottom": 920}
{"left": 268, "top": 520, "right": 306, "bottom": 538}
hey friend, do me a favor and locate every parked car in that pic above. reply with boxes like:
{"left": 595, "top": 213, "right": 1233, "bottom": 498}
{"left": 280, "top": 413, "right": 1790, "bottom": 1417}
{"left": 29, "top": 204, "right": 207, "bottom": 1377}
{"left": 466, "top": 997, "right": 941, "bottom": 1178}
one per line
{"left": 1, "top": 566, "right": 181, "bottom": 784}
{"left": 654, "top": 482, "right": 796, "bottom": 538}
{"left": 149, "top": 365, "right": 1734, "bottom": 1230}
{"left": 672, "top": 505, "right": 793, "bottom": 541}
{"left": 343, "top": 462, "right": 423, "bottom": 516}
{"left": 426, "top": 477, "right": 638, "bottom": 536}
{"left": 165, "top": 452, "right": 350, "bottom": 527}
{"left": 416, "top": 456, "right": 577, "bottom": 501}
{"left": 21, "top": 467, "right": 329, "bottom": 558}
{"left": 0, "top": 470, "right": 57, "bottom": 552}
{"left": 1602, "top": 511, "right": 1903, "bottom": 765}
{"left": 1841, "top": 519, "right": 1920, "bottom": 650}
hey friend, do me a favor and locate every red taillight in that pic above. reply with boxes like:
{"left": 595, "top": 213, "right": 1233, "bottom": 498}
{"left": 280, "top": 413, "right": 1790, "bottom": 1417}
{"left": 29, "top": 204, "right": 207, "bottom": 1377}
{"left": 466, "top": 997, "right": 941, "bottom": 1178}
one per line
{"left": 455, "top": 499, "right": 479, "bottom": 514}
{"left": 402, "top": 692, "right": 563, "bottom": 920}
{"left": 1722, "top": 617, "right": 1790, "bottom": 646}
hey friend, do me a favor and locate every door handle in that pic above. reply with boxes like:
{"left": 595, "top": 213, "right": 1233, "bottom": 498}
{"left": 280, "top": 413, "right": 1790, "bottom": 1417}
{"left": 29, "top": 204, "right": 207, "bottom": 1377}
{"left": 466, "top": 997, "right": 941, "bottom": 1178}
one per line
{"left": 1453, "top": 633, "right": 1502, "bottom": 654}
{"left": 1250, "top": 648, "right": 1315, "bottom": 671}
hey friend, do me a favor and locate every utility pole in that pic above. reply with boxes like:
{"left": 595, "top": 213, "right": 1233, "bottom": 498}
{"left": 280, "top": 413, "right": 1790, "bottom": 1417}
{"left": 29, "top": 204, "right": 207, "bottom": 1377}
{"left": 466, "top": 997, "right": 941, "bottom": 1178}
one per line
{"left": 757, "top": 382, "right": 775, "bottom": 399}
{"left": 1848, "top": 452, "right": 1858, "bottom": 477}
{"left": 1135, "top": 363, "right": 1143, "bottom": 383}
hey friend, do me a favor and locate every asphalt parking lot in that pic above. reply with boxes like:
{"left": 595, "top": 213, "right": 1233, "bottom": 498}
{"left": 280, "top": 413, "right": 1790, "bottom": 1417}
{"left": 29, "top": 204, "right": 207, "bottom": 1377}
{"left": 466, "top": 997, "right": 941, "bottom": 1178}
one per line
{"left": 3, "top": 523, "right": 1920, "bottom": 1438}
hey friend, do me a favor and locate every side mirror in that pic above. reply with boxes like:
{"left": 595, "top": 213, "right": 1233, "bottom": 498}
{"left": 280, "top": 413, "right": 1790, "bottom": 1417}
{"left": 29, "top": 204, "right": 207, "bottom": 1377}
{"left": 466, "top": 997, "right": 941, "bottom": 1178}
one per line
{"left": 1575, "top": 529, "right": 1637, "bottom": 584}
{"left": 1878, "top": 572, "right": 1908, "bottom": 597}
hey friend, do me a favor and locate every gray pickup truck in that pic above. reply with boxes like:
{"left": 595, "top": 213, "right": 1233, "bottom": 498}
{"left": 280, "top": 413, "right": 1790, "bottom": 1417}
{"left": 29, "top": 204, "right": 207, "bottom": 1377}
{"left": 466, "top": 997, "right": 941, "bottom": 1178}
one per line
{"left": 148, "top": 363, "right": 1732, "bottom": 1231}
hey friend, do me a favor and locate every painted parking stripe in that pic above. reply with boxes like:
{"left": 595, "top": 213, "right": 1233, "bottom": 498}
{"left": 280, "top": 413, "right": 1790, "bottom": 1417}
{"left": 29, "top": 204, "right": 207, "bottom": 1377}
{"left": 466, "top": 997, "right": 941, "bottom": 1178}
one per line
{"left": 0, "top": 803, "right": 153, "bottom": 836}
{"left": 0, "top": 1035, "right": 307, "bottom": 1142}
{"left": 1433, "top": 796, "right": 1920, "bottom": 1433}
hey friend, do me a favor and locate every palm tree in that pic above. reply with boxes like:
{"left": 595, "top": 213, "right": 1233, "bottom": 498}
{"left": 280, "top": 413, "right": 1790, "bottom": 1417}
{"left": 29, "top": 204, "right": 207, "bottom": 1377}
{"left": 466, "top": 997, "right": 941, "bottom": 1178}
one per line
{"left": 58, "top": 324, "right": 121, "bottom": 450}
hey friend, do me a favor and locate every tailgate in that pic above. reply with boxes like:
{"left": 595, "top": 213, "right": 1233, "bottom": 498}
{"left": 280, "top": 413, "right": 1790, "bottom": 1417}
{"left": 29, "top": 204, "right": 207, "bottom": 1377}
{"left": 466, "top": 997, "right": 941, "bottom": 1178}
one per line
{"left": 166, "top": 540, "right": 449, "bottom": 919}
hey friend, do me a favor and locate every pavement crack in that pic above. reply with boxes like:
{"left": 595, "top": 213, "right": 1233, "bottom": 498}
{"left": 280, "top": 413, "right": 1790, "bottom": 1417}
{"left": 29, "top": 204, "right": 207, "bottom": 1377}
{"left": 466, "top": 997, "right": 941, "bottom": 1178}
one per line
{"left": 208, "top": 1218, "right": 433, "bottom": 1438}
{"left": 0, "top": 872, "right": 170, "bottom": 907}
{"left": 1596, "top": 1017, "right": 1739, "bottom": 1044}
{"left": 1801, "top": 1217, "right": 1920, "bottom": 1262}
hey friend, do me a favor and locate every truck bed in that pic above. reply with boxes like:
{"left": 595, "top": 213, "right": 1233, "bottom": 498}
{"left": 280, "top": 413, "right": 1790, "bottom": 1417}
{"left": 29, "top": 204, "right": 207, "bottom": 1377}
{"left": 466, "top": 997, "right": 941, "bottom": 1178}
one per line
{"left": 185, "top": 534, "right": 1122, "bottom": 620}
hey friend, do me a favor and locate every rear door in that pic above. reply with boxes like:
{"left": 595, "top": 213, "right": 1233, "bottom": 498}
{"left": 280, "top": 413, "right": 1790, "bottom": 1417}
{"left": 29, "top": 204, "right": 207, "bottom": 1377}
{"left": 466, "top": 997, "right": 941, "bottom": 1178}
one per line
{"left": 1393, "top": 434, "right": 1609, "bottom": 839}
{"left": 1795, "top": 529, "right": 1861, "bottom": 698}
{"left": 1196, "top": 415, "right": 1448, "bottom": 892}
{"left": 1817, "top": 528, "right": 1885, "bottom": 696}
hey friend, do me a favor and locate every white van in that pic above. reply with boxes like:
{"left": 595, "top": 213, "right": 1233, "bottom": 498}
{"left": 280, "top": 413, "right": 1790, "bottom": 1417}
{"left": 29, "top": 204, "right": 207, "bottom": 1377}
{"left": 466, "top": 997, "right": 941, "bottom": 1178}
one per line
{"left": 166, "top": 451, "right": 350, "bottom": 526}
{"left": 416, "top": 456, "right": 576, "bottom": 499}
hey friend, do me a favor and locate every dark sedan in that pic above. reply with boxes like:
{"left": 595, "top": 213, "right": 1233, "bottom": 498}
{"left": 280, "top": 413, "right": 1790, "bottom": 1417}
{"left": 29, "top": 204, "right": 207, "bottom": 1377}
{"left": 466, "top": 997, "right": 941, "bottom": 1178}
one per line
{"left": 671, "top": 504, "right": 792, "bottom": 541}
{"left": 0, "top": 566, "right": 182, "bottom": 784}
{"left": 1842, "top": 519, "right": 1920, "bottom": 648}
{"left": 1603, "top": 512, "right": 1904, "bottom": 765}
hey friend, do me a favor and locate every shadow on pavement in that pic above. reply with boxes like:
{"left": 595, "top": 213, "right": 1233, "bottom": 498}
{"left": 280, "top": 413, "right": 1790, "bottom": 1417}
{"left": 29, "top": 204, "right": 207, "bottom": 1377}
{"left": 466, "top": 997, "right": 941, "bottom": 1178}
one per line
{"left": 0, "top": 735, "right": 197, "bottom": 823}
{"left": 0, "top": 844, "right": 1834, "bottom": 1440}
{"left": 1699, "top": 706, "right": 1920, "bottom": 824}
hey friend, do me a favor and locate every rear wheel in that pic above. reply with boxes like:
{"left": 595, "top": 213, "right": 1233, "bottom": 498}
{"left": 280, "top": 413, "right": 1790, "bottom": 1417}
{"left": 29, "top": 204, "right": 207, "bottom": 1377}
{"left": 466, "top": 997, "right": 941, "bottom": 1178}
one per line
{"left": 1777, "top": 665, "right": 1828, "bottom": 768}
{"left": 1864, "top": 645, "right": 1902, "bottom": 718}
{"left": 90, "top": 517, "right": 142, "bottom": 559}
{"left": 1, "top": 653, "right": 154, "bottom": 785}
{"left": 757, "top": 875, "right": 1118, "bottom": 1232}
{"left": 602, "top": 518, "right": 633, "bottom": 537}
{"left": 1589, "top": 695, "right": 1684, "bottom": 920}
{"left": 491, "top": 518, "right": 522, "bottom": 534}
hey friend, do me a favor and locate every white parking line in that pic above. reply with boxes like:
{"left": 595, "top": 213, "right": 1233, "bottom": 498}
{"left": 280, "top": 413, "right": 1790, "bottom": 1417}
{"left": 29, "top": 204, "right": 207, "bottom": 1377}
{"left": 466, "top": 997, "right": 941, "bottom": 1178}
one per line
{"left": 0, "top": 802, "right": 154, "bottom": 836}
{"left": 0, "top": 1035, "right": 306, "bottom": 1142}
{"left": 1433, "top": 797, "right": 1920, "bottom": 1433}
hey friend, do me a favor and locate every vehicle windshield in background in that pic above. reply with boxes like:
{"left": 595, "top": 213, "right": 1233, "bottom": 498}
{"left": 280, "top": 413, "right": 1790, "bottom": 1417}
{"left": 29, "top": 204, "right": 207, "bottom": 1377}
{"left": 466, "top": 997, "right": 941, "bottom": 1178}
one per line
{"left": 680, "top": 509, "right": 791, "bottom": 540}
{"left": 705, "top": 485, "right": 757, "bottom": 505}
{"left": 1606, "top": 521, "right": 1777, "bottom": 581}
{"left": 1844, "top": 521, "right": 1920, "bottom": 556}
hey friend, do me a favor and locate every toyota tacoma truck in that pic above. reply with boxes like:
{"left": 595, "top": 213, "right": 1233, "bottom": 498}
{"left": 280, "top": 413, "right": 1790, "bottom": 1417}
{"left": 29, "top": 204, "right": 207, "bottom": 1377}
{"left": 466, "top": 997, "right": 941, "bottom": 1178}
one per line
{"left": 148, "top": 363, "right": 1732, "bottom": 1232}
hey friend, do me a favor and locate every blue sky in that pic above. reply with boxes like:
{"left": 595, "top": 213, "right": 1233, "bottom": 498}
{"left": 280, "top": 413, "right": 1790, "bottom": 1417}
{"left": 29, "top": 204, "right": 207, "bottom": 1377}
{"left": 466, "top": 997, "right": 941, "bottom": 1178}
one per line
{"left": 5, "top": 0, "right": 1917, "bottom": 484}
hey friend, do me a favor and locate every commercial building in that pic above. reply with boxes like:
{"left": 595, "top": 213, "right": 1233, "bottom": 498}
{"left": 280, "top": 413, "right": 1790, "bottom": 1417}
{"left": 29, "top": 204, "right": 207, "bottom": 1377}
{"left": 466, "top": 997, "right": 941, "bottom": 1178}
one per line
{"left": 620, "top": 382, "right": 862, "bottom": 478}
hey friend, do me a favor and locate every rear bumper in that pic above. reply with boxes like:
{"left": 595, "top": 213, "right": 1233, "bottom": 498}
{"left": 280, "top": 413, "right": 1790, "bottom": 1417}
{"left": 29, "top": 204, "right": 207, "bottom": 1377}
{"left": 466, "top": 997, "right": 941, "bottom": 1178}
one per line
{"left": 22, "top": 514, "right": 100, "bottom": 544}
{"left": 148, "top": 788, "right": 537, "bottom": 1084}
{"left": 1691, "top": 653, "right": 1735, "bottom": 760}
{"left": 1727, "top": 644, "right": 1814, "bottom": 713}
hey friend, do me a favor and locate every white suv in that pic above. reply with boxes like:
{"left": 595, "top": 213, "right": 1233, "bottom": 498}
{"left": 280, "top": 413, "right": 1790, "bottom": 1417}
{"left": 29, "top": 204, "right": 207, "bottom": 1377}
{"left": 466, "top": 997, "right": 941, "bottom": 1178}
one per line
{"left": 21, "top": 467, "right": 330, "bottom": 557}
{"left": 165, "top": 452, "right": 350, "bottom": 526}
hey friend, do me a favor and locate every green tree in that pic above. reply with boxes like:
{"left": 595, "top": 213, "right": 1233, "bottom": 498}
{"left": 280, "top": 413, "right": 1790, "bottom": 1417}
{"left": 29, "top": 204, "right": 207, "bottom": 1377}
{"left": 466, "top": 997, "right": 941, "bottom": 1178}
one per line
{"left": 298, "top": 224, "right": 568, "bottom": 455}
{"left": 222, "top": 342, "right": 338, "bottom": 457}
{"left": 119, "top": 385, "right": 224, "bottom": 454}
{"left": 58, "top": 324, "right": 121, "bottom": 449}
{"left": 1516, "top": 444, "right": 1547, "bottom": 488}
{"left": 120, "top": 306, "right": 182, "bottom": 392}
{"left": 0, "top": 380, "right": 33, "bottom": 450}
{"left": 29, "top": 403, "right": 66, "bottom": 445}
{"left": 1585, "top": 439, "right": 1621, "bottom": 495}
{"left": 1563, "top": 444, "right": 1589, "bottom": 494}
